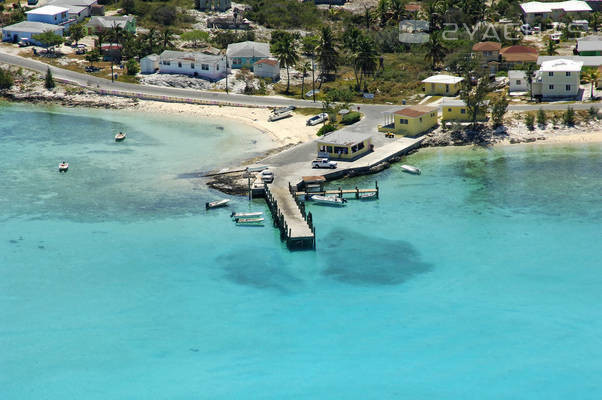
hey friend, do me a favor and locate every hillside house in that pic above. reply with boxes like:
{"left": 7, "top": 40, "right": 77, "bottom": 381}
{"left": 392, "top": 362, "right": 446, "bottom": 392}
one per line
{"left": 532, "top": 58, "right": 583, "bottom": 98}
{"left": 421, "top": 74, "right": 464, "bottom": 96}
{"left": 207, "top": 15, "right": 250, "bottom": 29}
{"left": 520, "top": 1, "right": 592, "bottom": 25}
{"left": 26, "top": 6, "right": 70, "bottom": 25}
{"left": 508, "top": 70, "right": 530, "bottom": 92}
{"left": 1, "top": 21, "right": 63, "bottom": 44}
{"left": 500, "top": 45, "right": 539, "bottom": 68}
{"left": 226, "top": 41, "right": 271, "bottom": 70}
{"left": 140, "top": 54, "right": 159, "bottom": 74}
{"left": 47, "top": 0, "right": 98, "bottom": 21}
{"left": 159, "top": 50, "right": 227, "bottom": 81}
{"left": 87, "top": 16, "right": 136, "bottom": 34}
{"left": 472, "top": 41, "right": 501, "bottom": 75}
{"left": 197, "top": 0, "right": 231, "bottom": 11}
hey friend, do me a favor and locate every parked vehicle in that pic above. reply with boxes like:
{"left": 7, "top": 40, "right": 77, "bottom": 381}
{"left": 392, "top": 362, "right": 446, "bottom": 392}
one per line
{"left": 550, "top": 32, "right": 561, "bottom": 42}
{"left": 306, "top": 113, "right": 328, "bottom": 126}
{"left": 27, "top": 0, "right": 39, "bottom": 5}
{"left": 18, "top": 39, "right": 31, "bottom": 47}
{"left": 521, "top": 24, "right": 532, "bottom": 35}
{"left": 312, "top": 158, "right": 337, "bottom": 169}
{"left": 75, "top": 48, "right": 87, "bottom": 55}
{"left": 260, "top": 170, "right": 274, "bottom": 183}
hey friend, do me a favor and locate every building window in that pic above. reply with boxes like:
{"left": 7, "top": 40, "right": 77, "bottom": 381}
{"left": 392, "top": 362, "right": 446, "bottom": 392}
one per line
{"left": 202, "top": 64, "right": 209, "bottom": 70}
{"left": 548, "top": 71, "right": 554, "bottom": 77}
{"left": 191, "top": 63, "right": 195, "bottom": 69}
{"left": 549, "top": 84, "right": 554, "bottom": 90}
{"left": 566, "top": 71, "right": 571, "bottom": 76}
{"left": 233, "top": 58, "right": 241, "bottom": 65}
{"left": 216, "top": 64, "right": 219, "bottom": 70}
{"left": 400, "top": 119, "right": 408, "bottom": 124}
{"left": 431, "top": 83, "right": 435, "bottom": 90}
{"left": 419, "top": 117, "right": 423, "bottom": 122}
{"left": 516, "top": 80, "right": 521, "bottom": 85}
{"left": 445, "top": 84, "right": 449, "bottom": 93}
{"left": 461, "top": 109, "right": 466, "bottom": 114}
{"left": 178, "top": 62, "right": 182, "bottom": 68}
{"left": 447, "top": 108, "right": 451, "bottom": 112}
{"left": 357, "top": 142, "right": 365, "bottom": 151}
{"left": 566, "top": 84, "right": 571, "bottom": 91}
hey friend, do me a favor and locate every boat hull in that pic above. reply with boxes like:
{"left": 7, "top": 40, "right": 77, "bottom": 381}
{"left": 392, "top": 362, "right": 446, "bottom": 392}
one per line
{"left": 311, "top": 195, "right": 346, "bottom": 206}
{"left": 206, "top": 199, "right": 230, "bottom": 209}
{"left": 401, "top": 165, "right": 421, "bottom": 175}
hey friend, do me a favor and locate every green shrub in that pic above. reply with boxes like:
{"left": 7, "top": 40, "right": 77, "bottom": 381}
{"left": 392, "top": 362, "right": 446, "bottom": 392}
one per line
{"left": 537, "top": 108, "right": 547, "bottom": 127}
{"left": 563, "top": 106, "right": 575, "bottom": 126}
{"left": 44, "top": 68, "right": 55, "bottom": 89}
{"left": 126, "top": 59, "right": 139, "bottom": 75}
{"left": 341, "top": 111, "right": 361, "bottom": 125}
{"left": 0, "top": 68, "right": 14, "bottom": 90}
{"left": 317, "top": 123, "right": 336, "bottom": 136}
{"left": 525, "top": 113, "right": 535, "bottom": 131}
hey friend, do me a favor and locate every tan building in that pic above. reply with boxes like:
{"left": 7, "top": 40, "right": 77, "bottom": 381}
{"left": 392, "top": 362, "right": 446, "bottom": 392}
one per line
{"left": 472, "top": 41, "right": 501, "bottom": 75}
{"left": 421, "top": 74, "right": 464, "bottom": 96}
{"left": 379, "top": 105, "right": 438, "bottom": 136}
{"left": 500, "top": 45, "right": 539, "bottom": 69}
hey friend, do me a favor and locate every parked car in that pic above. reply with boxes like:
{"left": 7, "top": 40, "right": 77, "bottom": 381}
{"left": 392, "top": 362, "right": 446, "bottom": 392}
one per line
{"left": 85, "top": 66, "right": 101, "bottom": 73}
{"left": 520, "top": 24, "right": 532, "bottom": 35}
{"left": 261, "top": 169, "right": 274, "bottom": 183}
{"left": 312, "top": 158, "right": 337, "bottom": 169}
{"left": 306, "top": 113, "right": 328, "bottom": 126}
{"left": 18, "top": 39, "right": 31, "bottom": 47}
{"left": 550, "top": 32, "right": 561, "bottom": 42}
{"left": 75, "top": 48, "right": 87, "bottom": 55}
{"left": 73, "top": 43, "right": 86, "bottom": 49}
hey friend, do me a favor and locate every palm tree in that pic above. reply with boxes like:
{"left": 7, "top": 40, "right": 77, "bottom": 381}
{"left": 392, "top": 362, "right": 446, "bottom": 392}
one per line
{"left": 299, "top": 61, "right": 311, "bottom": 99}
{"left": 424, "top": 31, "right": 447, "bottom": 70}
{"left": 316, "top": 26, "right": 338, "bottom": 85}
{"left": 96, "top": 29, "right": 108, "bottom": 56}
{"left": 586, "top": 69, "right": 600, "bottom": 99}
{"left": 161, "top": 28, "right": 175, "bottom": 51}
{"left": 142, "top": 27, "right": 160, "bottom": 56}
{"left": 355, "top": 36, "right": 378, "bottom": 91}
{"left": 273, "top": 33, "right": 299, "bottom": 93}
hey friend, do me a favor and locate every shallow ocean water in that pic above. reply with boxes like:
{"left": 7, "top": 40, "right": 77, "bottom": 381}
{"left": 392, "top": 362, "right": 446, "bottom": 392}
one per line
{"left": 1, "top": 103, "right": 601, "bottom": 399}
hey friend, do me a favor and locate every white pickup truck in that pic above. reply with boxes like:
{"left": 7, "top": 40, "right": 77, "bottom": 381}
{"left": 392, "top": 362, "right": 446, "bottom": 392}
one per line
{"left": 312, "top": 158, "right": 337, "bottom": 169}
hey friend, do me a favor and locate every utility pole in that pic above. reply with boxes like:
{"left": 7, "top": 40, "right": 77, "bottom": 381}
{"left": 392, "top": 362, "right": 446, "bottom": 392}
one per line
{"left": 247, "top": 167, "right": 251, "bottom": 201}
{"left": 311, "top": 53, "right": 316, "bottom": 103}
{"left": 225, "top": 55, "right": 229, "bottom": 94}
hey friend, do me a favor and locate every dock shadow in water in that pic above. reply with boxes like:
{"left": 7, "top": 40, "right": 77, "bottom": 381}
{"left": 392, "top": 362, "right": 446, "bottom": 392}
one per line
{"left": 216, "top": 250, "right": 301, "bottom": 293}
{"left": 320, "top": 229, "right": 432, "bottom": 285}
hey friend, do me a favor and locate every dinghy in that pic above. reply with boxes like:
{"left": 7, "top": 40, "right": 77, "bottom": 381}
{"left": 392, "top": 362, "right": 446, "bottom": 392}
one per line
{"left": 231, "top": 211, "right": 263, "bottom": 219}
{"left": 58, "top": 161, "right": 69, "bottom": 172}
{"left": 235, "top": 217, "right": 264, "bottom": 226}
{"left": 311, "top": 195, "right": 347, "bottom": 206}
{"left": 206, "top": 199, "right": 230, "bottom": 209}
{"left": 401, "top": 164, "right": 421, "bottom": 175}
{"left": 115, "top": 132, "right": 126, "bottom": 142}
{"left": 359, "top": 192, "right": 377, "bottom": 200}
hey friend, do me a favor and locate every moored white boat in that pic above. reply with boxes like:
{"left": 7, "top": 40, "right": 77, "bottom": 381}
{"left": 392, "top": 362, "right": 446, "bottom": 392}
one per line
{"left": 115, "top": 132, "right": 126, "bottom": 142}
{"left": 311, "top": 195, "right": 347, "bottom": 206}
{"left": 359, "top": 192, "right": 377, "bottom": 200}
{"left": 235, "top": 217, "right": 264, "bottom": 225}
{"left": 268, "top": 110, "right": 293, "bottom": 122}
{"left": 58, "top": 161, "right": 69, "bottom": 172}
{"left": 401, "top": 164, "right": 421, "bottom": 175}
{"left": 231, "top": 211, "right": 263, "bottom": 219}
{"left": 206, "top": 199, "right": 230, "bottom": 209}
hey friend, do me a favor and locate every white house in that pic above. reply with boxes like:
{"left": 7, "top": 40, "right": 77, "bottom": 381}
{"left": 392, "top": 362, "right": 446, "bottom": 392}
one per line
{"left": 48, "top": 0, "right": 98, "bottom": 20}
{"left": 520, "top": 1, "right": 592, "bottom": 25}
{"left": 1, "top": 21, "right": 64, "bottom": 44}
{"left": 532, "top": 58, "right": 583, "bottom": 98}
{"left": 253, "top": 58, "right": 279, "bottom": 80}
{"left": 508, "top": 70, "right": 530, "bottom": 92}
{"left": 158, "top": 50, "right": 227, "bottom": 81}
{"left": 140, "top": 54, "right": 159, "bottom": 74}
{"left": 26, "top": 6, "right": 70, "bottom": 25}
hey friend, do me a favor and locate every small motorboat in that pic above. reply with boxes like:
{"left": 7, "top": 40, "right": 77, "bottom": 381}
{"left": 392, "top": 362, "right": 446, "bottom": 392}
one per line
{"left": 359, "top": 192, "right": 377, "bottom": 200}
{"left": 115, "top": 132, "right": 126, "bottom": 142}
{"left": 58, "top": 161, "right": 69, "bottom": 172}
{"left": 401, "top": 164, "right": 421, "bottom": 175}
{"left": 311, "top": 195, "right": 347, "bottom": 206}
{"left": 231, "top": 211, "right": 263, "bottom": 219}
{"left": 268, "top": 110, "right": 293, "bottom": 122}
{"left": 206, "top": 199, "right": 230, "bottom": 209}
{"left": 235, "top": 217, "right": 265, "bottom": 226}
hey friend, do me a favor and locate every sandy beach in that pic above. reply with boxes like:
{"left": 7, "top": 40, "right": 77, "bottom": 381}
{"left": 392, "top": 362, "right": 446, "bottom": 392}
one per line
{"left": 134, "top": 101, "right": 320, "bottom": 146}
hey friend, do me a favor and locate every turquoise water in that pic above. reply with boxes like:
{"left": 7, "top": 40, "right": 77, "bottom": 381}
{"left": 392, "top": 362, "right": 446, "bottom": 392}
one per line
{"left": 1, "top": 103, "right": 602, "bottom": 399}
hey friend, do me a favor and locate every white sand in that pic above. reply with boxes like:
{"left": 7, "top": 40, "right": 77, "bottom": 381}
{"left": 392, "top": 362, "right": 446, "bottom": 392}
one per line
{"left": 135, "top": 100, "right": 319, "bottom": 146}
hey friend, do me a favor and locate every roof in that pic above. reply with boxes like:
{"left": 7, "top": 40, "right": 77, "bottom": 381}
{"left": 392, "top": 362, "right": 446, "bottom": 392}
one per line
{"left": 540, "top": 58, "right": 583, "bottom": 71}
{"left": 500, "top": 45, "right": 538, "bottom": 55}
{"left": 317, "top": 130, "right": 372, "bottom": 146}
{"left": 88, "top": 15, "right": 134, "bottom": 29}
{"left": 48, "top": 0, "right": 97, "bottom": 6}
{"left": 254, "top": 58, "right": 278, "bottom": 67}
{"left": 393, "top": 105, "right": 437, "bottom": 118}
{"left": 302, "top": 176, "right": 326, "bottom": 183}
{"left": 141, "top": 54, "right": 159, "bottom": 61}
{"left": 441, "top": 99, "right": 490, "bottom": 107}
{"left": 472, "top": 41, "right": 501, "bottom": 51}
{"left": 577, "top": 35, "right": 602, "bottom": 52}
{"left": 520, "top": 1, "right": 592, "bottom": 13}
{"left": 63, "top": 5, "right": 87, "bottom": 14}
{"left": 421, "top": 74, "right": 464, "bottom": 84}
{"left": 1, "top": 21, "right": 63, "bottom": 33}
{"left": 537, "top": 55, "right": 602, "bottom": 66}
{"left": 226, "top": 41, "right": 271, "bottom": 58}
{"left": 25, "top": 5, "right": 69, "bottom": 15}
{"left": 500, "top": 46, "right": 539, "bottom": 62}
{"left": 160, "top": 50, "right": 225, "bottom": 64}
{"left": 508, "top": 70, "right": 527, "bottom": 78}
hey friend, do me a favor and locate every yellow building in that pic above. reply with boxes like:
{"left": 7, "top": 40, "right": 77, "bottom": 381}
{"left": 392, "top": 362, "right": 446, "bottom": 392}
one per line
{"left": 422, "top": 74, "right": 464, "bottom": 96}
{"left": 441, "top": 99, "right": 489, "bottom": 122}
{"left": 317, "top": 131, "right": 373, "bottom": 161}
{"left": 378, "top": 105, "right": 438, "bottom": 136}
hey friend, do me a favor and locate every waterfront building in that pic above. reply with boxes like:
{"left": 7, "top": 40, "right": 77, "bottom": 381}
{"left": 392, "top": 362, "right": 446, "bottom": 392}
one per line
{"left": 500, "top": 45, "right": 539, "bottom": 69}
{"left": 226, "top": 41, "right": 271, "bottom": 70}
{"left": 158, "top": 50, "right": 227, "bottom": 81}
{"left": 472, "top": 41, "right": 501, "bottom": 75}
{"left": 532, "top": 58, "right": 583, "bottom": 98}
{"left": 1, "top": 21, "right": 64, "bottom": 44}
{"left": 379, "top": 106, "right": 438, "bottom": 136}
{"left": 421, "top": 74, "right": 464, "bottom": 96}
{"left": 26, "top": 5, "right": 70, "bottom": 25}
{"left": 253, "top": 58, "right": 280, "bottom": 80}
{"left": 509, "top": 70, "right": 530, "bottom": 92}
{"left": 316, "top": 131, "right": 372, "bottom": 161}
{"left": 441, "top": 99, "right": 489, "bottom": 122}
{"left": 140, "top": 54, "right": 160, "bottom": 74}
